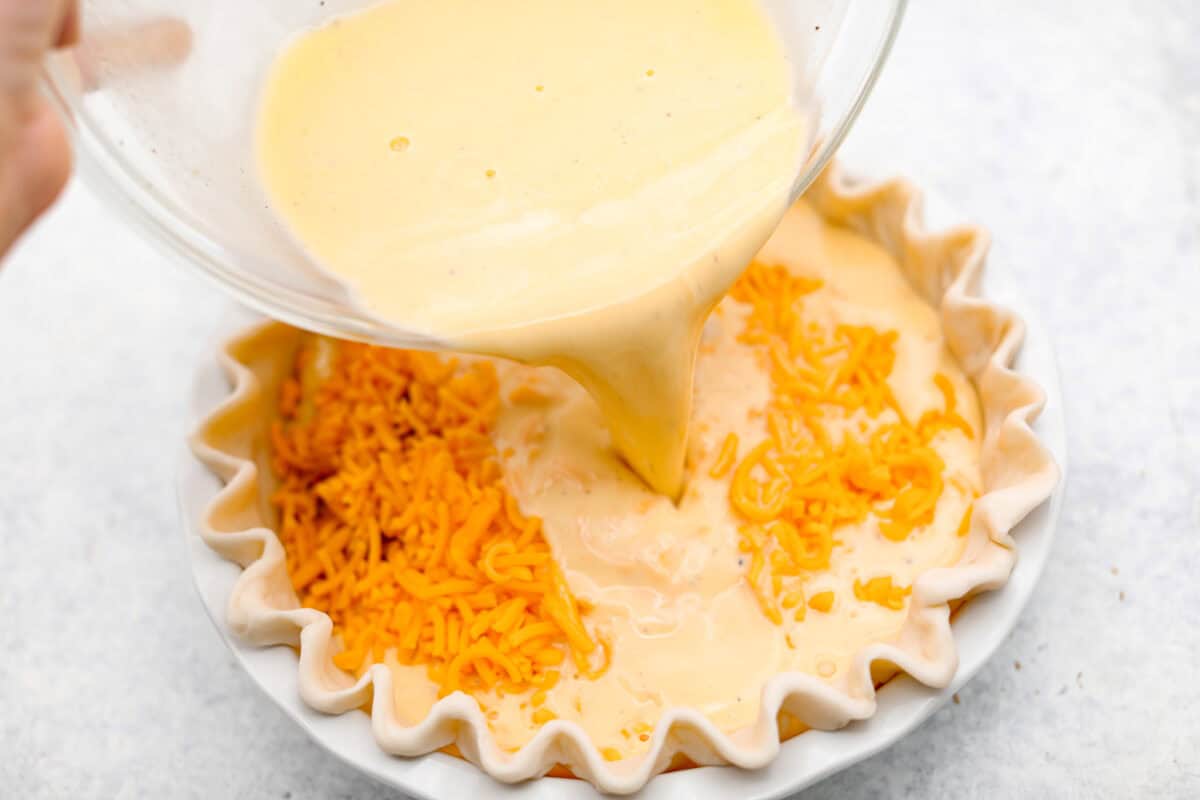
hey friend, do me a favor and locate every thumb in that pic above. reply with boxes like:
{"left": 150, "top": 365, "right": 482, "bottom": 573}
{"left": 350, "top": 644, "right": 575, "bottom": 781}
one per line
{"left": 0, "top": 0, "right": 77, "bottom": 255}
{"left": 0, "top": 0, "right": 76, "bottom": 105}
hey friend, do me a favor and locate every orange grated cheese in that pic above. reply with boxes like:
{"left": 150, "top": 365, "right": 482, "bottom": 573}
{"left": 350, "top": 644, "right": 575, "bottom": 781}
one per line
{"left": 270, "top": 339, "right": 599, "bottom": 701}
{"left": 956, "top": 503, "right": 973, "bottom": 537}
{"left": 708, "top": 432, "right": 740, "bottom": 479}
{"left": 853, "top": 576, "right": 911, "bottom": 611}
{"left": 722, "top": 262, "right": 970, "bottom": 623}
{"left": 807, "top": 591, "right": 835, "bottom": 613}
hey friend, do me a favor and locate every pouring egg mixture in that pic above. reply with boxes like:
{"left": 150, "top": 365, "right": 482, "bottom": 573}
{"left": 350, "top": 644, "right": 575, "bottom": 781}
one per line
{"left": 255, "top": 0, "right": 982, "bottom": 766}
{"left": 256, "top": 0, "right": 809, "bottom": 498}
{"left": 268, "top": 201, "right": 981, "bottom": 759}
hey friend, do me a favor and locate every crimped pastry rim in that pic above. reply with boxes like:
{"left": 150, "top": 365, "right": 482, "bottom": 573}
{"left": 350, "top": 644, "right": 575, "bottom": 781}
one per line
{"left": 187, "top": 163, "right": 1060, "bottom": 794}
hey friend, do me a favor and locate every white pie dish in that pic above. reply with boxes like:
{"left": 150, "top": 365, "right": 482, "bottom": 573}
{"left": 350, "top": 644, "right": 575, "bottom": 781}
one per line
{"left": 176, "top": 177, "right": 1066, "bottom": 799}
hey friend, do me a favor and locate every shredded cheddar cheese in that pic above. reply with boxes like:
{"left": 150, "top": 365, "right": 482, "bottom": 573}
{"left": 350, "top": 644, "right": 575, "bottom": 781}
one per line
{"left": 724, "top": 263, "right": 972, "bottom": 621}
{"left": 807, "top": 591, "right": 834, "bottom": 613}
{"left": 270, "top": 339, "right": 598, "bottom": 702}
{"left": 708, "top": 432, "right": 740, "bottom": 479}
{"left": 956, "top": 504, "right": 973, "bottom": 537}
{"left": 853, "top": 576, "right": 911, "bottom": 611}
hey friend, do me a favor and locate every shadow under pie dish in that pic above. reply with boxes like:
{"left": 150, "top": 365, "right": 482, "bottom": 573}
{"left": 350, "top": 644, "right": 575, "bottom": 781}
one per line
{"left": 188, "top": 164, "right": 1059, "bottom": 794}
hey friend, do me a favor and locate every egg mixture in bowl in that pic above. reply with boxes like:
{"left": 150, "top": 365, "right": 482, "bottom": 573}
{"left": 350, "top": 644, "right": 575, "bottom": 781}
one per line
{"left": 191, "top": 167, "right": 1058, "bottom": 792}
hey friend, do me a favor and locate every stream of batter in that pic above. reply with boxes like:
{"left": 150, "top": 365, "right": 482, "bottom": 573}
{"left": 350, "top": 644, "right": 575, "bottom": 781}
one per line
{"left": 256, "top": 0, "right": 808, "bottom": 498}
{"left": 277, "top": 202, "right": 983, "bottom": 757}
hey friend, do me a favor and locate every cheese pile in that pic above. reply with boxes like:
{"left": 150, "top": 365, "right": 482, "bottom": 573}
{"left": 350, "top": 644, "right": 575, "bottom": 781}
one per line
{"left": 269, "top": 343, "right": 602, "bottom": 707}
{"left": 724, "top": 263, "right": 974, "bottom": 622}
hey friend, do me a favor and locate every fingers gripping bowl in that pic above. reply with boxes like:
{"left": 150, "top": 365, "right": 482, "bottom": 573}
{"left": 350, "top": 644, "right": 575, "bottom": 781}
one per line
{"left": 188, "top": 165, "right": 1059, "bottom": 794}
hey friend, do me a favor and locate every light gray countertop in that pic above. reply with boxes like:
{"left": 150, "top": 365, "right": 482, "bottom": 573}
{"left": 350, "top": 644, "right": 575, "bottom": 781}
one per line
{"left": 2, "top": 0, "right": 1198, "bottom": 797}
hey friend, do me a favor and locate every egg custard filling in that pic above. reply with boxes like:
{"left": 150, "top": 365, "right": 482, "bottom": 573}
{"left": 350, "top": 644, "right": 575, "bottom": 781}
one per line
{"left": 256, "top": 0, "right": 810, "bottom": 501}
{"left": 265, "top": 201, "right": 982, "bottom": 760}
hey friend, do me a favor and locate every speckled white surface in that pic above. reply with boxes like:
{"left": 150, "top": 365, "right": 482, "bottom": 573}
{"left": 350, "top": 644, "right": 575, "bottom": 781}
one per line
{"left": 1, "top": 0, "right": 1197, "bottom": 797}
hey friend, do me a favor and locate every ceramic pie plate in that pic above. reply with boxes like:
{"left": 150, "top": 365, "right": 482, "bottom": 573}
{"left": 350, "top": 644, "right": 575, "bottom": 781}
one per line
{"left": 176, "top": 177, "right": 1067, "bottom": 800}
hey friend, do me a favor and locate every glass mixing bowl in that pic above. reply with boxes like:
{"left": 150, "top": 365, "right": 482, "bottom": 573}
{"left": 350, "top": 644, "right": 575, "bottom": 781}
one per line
{"left": 43, "top": 0, "right": 905, "bottom": 348}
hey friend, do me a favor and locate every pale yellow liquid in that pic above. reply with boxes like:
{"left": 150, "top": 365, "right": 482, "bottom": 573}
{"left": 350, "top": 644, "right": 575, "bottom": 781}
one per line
{"left": 310, "top": 203, "right": 982, "bottom": 756}
{"left": 257, "top": 0, "right": 807, "bottom": 497}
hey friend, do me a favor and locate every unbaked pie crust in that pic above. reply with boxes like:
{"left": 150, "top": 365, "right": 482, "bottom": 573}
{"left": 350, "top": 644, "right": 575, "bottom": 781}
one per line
{"left": 189, "top": 164, "right": 1059, "bottom": 793}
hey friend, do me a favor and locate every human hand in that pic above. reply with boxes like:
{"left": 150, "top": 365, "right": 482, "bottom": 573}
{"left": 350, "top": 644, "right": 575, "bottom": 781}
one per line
{"left": 0, "top": 0, "right": 78, "bottom": 259}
